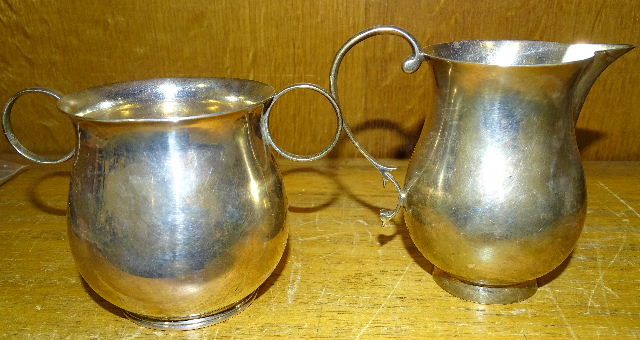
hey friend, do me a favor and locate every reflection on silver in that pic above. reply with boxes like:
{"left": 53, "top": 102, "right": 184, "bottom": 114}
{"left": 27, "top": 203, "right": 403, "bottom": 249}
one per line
{"left": 2, "top": 78, "right": 343, "bottom": 329}
{"left": 331, "top": 26, "right": 633, "bottom": 304}
{"left": 492, "top": 42, "right": 520, "bottom": 66}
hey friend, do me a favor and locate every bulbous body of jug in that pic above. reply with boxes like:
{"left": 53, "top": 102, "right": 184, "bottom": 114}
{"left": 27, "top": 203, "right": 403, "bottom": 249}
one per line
{"left": 2, "top": 78, "right": 343, "bottom": 329}
{"left": 402, "top": 41, "right": 632, "bottom": 303}
{"left": 405, "top": 43, "right": 590, "bottom": 296}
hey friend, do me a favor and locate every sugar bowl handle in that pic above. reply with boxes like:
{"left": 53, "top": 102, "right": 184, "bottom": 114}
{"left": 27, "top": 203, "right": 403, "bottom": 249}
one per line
{"left": 329, "top": 26, "right": 426, "bottom": 222}
{"left": 261, "top": 83, "right": 343, "bottom": 162}
{"left": 2, "top": 88, "right": 76, "bottom": 164}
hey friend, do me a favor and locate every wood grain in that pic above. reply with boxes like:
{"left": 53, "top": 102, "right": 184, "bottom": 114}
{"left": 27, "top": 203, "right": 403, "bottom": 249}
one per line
{"left": 0, "top": 0, "right": 638, "bottom": 161}
{"left": 0, "top": 157, "right": 638, "bottom": 339}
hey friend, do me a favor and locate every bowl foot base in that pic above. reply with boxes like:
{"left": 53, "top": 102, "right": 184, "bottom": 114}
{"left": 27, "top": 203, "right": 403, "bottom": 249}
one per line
{"left": 124, "top": 290, "right": 258, "bottom": 330}
{"left": 432, "top": 267, "right": 537, "bottom": 304}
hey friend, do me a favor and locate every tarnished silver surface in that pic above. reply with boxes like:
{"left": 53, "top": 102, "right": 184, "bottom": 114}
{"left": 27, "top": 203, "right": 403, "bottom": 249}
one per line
{"left": 2, "top": 77, "right": 343, "bottom": 329}
{"left": 332, "top": 26, "right": 633, "bottom": 303}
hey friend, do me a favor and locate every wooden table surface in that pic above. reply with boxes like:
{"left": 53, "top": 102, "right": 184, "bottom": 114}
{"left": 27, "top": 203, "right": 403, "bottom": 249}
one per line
{"left": 0, "top": 157, "right": 638, "bottom": 339}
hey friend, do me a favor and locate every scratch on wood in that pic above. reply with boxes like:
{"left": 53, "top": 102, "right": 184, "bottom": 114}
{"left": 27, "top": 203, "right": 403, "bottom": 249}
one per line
{"left": 27, "top": 239, "right": 39, "bottom": 253}
{"left": 351, "top": 231, "right": 359, "bottom": 254}
{"left": 547, "top": 289, "right": 578, "bottom": 340}
{"left": 213, "top": 328, "right": 219, "bottom": 340}
{"left": 119, "top": 326, "right": 142, "bottom": 340}
{"left": 288, "top": 261, "right": 303, "bottom": 304}
{"left": 325, "top": 291, "right": 377, "bottom": 300}
{"left": 354, "top": 262, "right": 412, "bottom": 340}
{"left": 296, "top": 220, "right": 318, "bottom": 226}
{"left": 605, "top": 206, "right": 625, "bottom": 217}
{"left": 316, "top": 287, "right": 327, "bottom": 303}
{"left": 588, "top": 248, "right": 604, "bottom": 312}
{"left": 598, "top": 181, "right": 640, "bottom": 217}
{"left": 355, "top": 219, "right": 369, "bottom": 226}
{"left": 601, "top": 284, "right": 620, "bottom": 298}
{"left": 296, "top": 231, "right": 349, "bottom": 241}
{"left": 587, "top": 235, "right": 626, "bottom": 312}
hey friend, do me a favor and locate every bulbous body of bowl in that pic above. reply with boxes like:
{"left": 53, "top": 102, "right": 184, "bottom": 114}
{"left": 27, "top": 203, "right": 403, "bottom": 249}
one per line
{"left": 67, "top": 107, "right": 288, "bottom": 319}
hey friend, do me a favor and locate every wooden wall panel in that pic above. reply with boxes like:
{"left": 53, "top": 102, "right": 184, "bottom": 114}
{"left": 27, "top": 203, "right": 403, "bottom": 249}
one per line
{"left": 0, "top": 0, "right": 638, "bottom": 160}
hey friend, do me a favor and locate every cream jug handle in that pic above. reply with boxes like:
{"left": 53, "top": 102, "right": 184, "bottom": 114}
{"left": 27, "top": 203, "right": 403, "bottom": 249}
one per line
{"left": 2, "top": 88, "right": 76, "bottom": 164}
{"left": 261, "top": 83, "right": 343, "bottom": 162}
{"left": 329, "top": 26, "right": 426, "bottom": 222}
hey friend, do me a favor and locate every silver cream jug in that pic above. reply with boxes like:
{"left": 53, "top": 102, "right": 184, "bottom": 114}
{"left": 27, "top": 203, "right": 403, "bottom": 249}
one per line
{"left": 330, "top": 26, "right": 633, "bottom": 304}
{"left": 2, "top": 78, "right": 342, "bottom": 329}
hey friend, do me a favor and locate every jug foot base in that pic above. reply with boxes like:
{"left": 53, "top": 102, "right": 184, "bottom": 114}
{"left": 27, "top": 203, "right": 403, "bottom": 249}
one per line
{"left": 432, "top": 267, "right": 537, "bottom": 304}
{"left": 124, "top": 290, "right": 258, "bottom": 330}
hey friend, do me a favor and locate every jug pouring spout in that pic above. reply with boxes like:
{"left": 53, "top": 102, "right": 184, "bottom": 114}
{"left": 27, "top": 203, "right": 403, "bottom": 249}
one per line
{"left": 571, "top": 43, "right": 634, "bottom": 123}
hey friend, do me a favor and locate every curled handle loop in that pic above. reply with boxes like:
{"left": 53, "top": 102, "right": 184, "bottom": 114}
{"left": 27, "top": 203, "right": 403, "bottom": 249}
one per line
{"left": 261, "top": 83, "right": 343, "bottom": 162}
{"left": 2, "top": 88, "right": 76, "bottom": 164}
{"left": 329, "top": 26, "right": 426, "bottom": 223}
